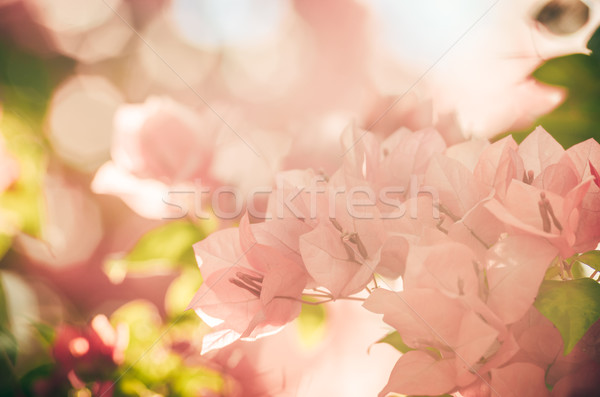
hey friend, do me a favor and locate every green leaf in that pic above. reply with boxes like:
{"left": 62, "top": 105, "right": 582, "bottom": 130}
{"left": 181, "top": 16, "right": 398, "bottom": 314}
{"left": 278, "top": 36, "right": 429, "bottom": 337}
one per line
{"left": 164, "top": 268, "right": 203, "bottom": 318}
{"left": 534, "top": 278, "right": 600, "bottom": 354}
{"left": 587, "top": 25, "right": 600, "bottom": 61}
{"left": 0, "top": 325, "right": 17, "bottom": 366}
{"left": 376, "top": 331, "right": 414, "bottom": 354}
{"left": 296, "top": 300, "right": 327, "bottom": 348}
{"left": 0, "top": 276, "right": 17, "bottom": 368}
{"left": 574, "top": 250, "right": 600, "bottom": 272}
{"left": 0, "top": 275, "right": 9, "bottom": 328}
{"left": 499, "top": 53, "right": 600, "bottom": 148}
{"left": 104, "top": 221, "right": 208, "bottom": 282}
{"left": 125, "top": 221, "right": 206, "bottom": 267}
{"left": 30, "top": 321, "right": 55, "bottom": 345}
{"left": 19, "top": 363, "right": 57, "bottom": 397}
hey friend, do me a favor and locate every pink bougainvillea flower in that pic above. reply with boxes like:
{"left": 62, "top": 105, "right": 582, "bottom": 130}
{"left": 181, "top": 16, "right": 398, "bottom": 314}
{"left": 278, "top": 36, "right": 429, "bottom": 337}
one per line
{"left": 364, "top": 233, "right": 557, "bottom": 396}
{"left": 472, "top": 135, "right": 523, "bottom": 201}
{"left": 484, "top": 235, "right": 558, "bottom": 325}
{"left": 188, "top": 214, "right": 312, "bottom": 353}
{"left": 92, "top": 96, "right": 221, "bottom": 219}
{"left": 364, "top": 288, "right": 512, "bottom": 396}
{"left": 483, "top": 127, "right": 595, "bottom": 257}
{"left": 489, "top": 362, "right": 550, "bottom": 397}
{"left": 299, "top": 212, "right": 382, "bottom": 299}
{"left": 340, "top": 122, "right": 446, "bottom": 202}
{"left": 565, "top": 137, "right": 600, "bottom": 252}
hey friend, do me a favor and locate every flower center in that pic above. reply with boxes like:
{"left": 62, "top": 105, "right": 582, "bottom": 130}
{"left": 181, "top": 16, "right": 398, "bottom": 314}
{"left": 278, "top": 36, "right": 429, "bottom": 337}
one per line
{"left": 538, "top": 192, "right": 562, "bottom": 233}
{"left": 229, "top": 271, "right": 264, "bottom": 298}
{"left": 523, "top": 169, "right": 535, "bottom": 184}
{"left": 330, "top": 218, "right": 368, "bottom": 261}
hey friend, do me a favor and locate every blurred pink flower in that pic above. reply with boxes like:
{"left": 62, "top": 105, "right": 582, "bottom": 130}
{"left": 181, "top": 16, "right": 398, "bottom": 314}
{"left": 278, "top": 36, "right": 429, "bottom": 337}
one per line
{"left": 93, "top": 97, "right": 221, "bottom": 219}
{"left": 485, "top": 127, "right": 596, "bottom": 257}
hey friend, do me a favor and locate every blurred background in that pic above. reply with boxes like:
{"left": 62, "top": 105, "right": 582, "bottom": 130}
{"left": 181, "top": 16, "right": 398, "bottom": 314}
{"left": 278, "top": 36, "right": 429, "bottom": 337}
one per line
{"left": 0, "top": 0, "right": 599, "bottom": 396}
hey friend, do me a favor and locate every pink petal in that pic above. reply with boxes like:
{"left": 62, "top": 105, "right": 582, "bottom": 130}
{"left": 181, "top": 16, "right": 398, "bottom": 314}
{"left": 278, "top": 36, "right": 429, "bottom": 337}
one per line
{"left": 474, "top": 136, "right": 522, "bottom": 201}
{"left": 379, "top": 351, "right": 456, "bottom": 397}
{"left": 424, "top": 154, "right": 487, "bottom": 219}
{"left": 590, "top": 161, "right": 600, "bottom": 188}
{"left": 364, "top": 289, "right": 469, "bottom": 353}
{"left": 518, "top": 126, "right": 564, "bottom": 176}
{"left": 403, "top": 242, "right": 479, "bottom": 298}
{"left": 193, "top": 228, "right": 252, "bottom": 277}
{"left": 485, "top": 236, "right": 558, "bottom": 324}
{"left": 188, "top": 266, "right": 262, "bottom": 335}
{"left": 300, "top": 222, "right": 373, "bottom": 298}
{"left": 490, "top": 362, "right": 550, "bottom": 397}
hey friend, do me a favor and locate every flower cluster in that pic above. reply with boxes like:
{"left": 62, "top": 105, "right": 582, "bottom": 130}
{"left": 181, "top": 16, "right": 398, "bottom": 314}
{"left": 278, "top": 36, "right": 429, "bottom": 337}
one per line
{"left": 189, "top": 125, "right": 600, "bottom": 396}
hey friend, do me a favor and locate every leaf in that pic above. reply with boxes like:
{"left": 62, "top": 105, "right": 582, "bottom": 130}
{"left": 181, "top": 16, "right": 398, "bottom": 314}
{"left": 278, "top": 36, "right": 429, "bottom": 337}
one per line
{"left": 19, "top": 363, "right": 56, "bottom": 396}
{"left": 534, "top": 278, "right": 600, "bottom": 354}
{"left": 574, "top": 250, "right": 600, "bottom": 272}
{"left": 0, "top": 277, "right": 17, "bottom": 369}
{"left": 164, "top": 268, "right": 203, "bottom": 318}
{"left": 0, "top": 275, "right": 9, "bottom": 329}
{"left": 0, "top": 325, "right": 17, "bottom": 366}
{"left": 107, "top": 221, "right": 207, "bottom": 279}
{"left": 500, "top": 52, "right": 600, "bottom": 148}
{"left": 30, "top": 321, "right": 55, "bottom": 345}
{"left": 587, "top": 25, "right": 600, "bottom": 61}
{"left": 296, "top": 299, "right": 327, "bottom": 348}
{"left": 0, "top": 234, "right": 11, "bottom": 262}
{"left": 376, "top": 331, "right": 414, "bottom": 354}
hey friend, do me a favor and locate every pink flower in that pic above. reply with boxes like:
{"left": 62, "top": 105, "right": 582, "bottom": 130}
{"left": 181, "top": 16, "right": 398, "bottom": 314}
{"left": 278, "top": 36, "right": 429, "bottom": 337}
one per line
{"left": 92, "top": 97, "right": 221, "bottom": 219}
{"left": 364, "top": 288, "right": 510, "bottom": 396}
{"left": 484, "top": 127, "right": 595, "bottom": 257}
{"left": 364, "top": 234, "right": 557, "bottom": 396}
{"left": 188, "top": 214, "right": 312, "bottom": 353}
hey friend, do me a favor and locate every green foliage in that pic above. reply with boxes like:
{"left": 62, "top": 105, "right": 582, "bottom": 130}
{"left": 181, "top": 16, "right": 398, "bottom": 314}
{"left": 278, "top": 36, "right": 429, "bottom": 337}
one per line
{"left": 19, "top": 363, "right": 59, "bottom": 397}
{"left": 164, "top": 268, "right": 203, "bottom": 318}
{"left": 296, "top": 299, "right": 327, "bottom": 348}
{"left": 501, "top": 31, "right": 600, "bottom": 148}
{"left": 0, "top": 233, "right": 11, "bottom": 262}
{"left": 30, "top": 321, "right": 55, "bottom": 346}
{"left": 0, "top": 111, "right": 46, "bottom": 239}
{"left": 108, "top": 221, "right": 207, "bottom": 276}
{"left": 534, "top": 278, "right": 600, "bottom": 354}
{"left": 0, "top": 41, "right": 61, "bottom": 240}
{"left": 0, "top": 275, "right": 18, "bottom": 391}
{"left": 573, "top": 250, "right": 600, "bottom": 272}
{"left": 109, "top": 300, "right": 223, "bottom": 397}
{"left": 104, "top": 220, "right": 209, "bottom": 285}
{"left": 376, "top": 331, "right": 413, "bottom": 354}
